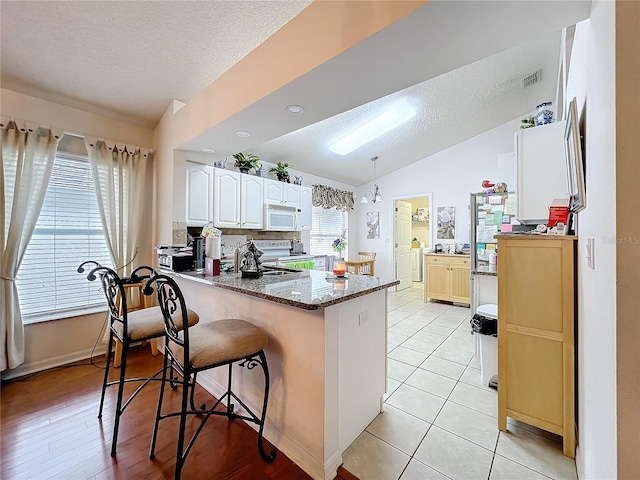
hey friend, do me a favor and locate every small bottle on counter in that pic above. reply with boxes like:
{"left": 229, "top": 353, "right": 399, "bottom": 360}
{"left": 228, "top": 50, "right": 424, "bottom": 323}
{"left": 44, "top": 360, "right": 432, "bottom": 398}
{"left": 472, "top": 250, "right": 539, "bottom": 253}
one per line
{"left": 489, "top": 251, "right": 497, "bottom": 265}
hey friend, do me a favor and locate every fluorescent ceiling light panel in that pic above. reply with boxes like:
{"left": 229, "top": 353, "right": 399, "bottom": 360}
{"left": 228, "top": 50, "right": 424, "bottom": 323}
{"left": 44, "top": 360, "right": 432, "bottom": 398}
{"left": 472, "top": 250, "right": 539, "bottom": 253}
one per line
{"left": 329, "top": 99, "right": 416, "bottom": 155}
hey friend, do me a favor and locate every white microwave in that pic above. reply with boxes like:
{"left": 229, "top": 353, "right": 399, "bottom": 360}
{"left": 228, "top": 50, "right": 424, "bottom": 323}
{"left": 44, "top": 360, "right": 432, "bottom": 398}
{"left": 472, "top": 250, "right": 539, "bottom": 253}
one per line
{"left": 264, "top": 205, "right": 298, "bottom": 231}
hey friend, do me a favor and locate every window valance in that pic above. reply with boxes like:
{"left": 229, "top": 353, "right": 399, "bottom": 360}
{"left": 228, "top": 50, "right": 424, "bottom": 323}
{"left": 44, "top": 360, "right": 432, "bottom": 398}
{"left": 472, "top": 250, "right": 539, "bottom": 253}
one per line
{"left": 312, "top": 184, "right": 354, "bottom": 211}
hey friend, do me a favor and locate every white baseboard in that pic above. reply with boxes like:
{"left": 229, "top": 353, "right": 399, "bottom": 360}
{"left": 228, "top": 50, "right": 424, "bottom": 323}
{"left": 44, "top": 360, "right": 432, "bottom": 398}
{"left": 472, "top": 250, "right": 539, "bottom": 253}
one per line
{"left": 1, "top": 346, "right": 108, "bottom": 381}
{"left": 196, "top": 373, "right": 332, "bottom": 480}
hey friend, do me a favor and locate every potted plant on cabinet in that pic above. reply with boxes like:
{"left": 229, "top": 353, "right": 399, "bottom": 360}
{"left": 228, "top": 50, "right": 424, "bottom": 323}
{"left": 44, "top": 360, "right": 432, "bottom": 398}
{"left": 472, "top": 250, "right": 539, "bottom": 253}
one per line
{"left": 233, "top": 152, "right": 260, "bottom": 174}
{"left": 269, "top": 162, "right": 291, "bottom": 182}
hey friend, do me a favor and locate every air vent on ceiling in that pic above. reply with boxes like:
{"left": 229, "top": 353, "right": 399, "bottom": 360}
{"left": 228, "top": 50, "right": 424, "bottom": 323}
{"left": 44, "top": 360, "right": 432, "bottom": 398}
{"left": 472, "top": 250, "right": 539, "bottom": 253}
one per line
{"left": 521, "top": 69, "right": 542, "bottom": 88}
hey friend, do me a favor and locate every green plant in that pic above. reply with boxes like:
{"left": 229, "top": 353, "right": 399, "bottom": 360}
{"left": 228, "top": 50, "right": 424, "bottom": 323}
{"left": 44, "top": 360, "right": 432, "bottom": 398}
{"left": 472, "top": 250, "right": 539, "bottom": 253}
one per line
{"left": 233, "top": 152, "right": 260, "bottom": 171}
{"left": 268, "top": 162, "right": 291, "bottom": 178}
{"left": 412, "top": 237, "right": 418, "bottom": 242}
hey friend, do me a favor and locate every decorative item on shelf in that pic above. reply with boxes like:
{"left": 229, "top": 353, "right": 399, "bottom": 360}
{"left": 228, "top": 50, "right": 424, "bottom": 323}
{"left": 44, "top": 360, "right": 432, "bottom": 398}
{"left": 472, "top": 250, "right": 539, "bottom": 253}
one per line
{"left": 412, "top": 237, "right": 420, "bottom": 248}
{"left": 213, "top": 158, "right": 227, "bottom": 169}
{"left": 520, "top": 115, "right": 535, "bottom": 129}
{"left": 233, "top": 152, "right": 260, "bottom": 174}
{"left": 535, "top": 101, "right": 554, "bottom": 126}
{"left": 255, "top": 163, "right": 267, "bottom": 178}
{"left": 238, "top": 240, "right": 265, "bottom": 278}
{"left": 293, "top": 175, "right": 303, "bottom": 185}
{"left": 332, "top": 229, "right": 347, "bottom": 258}
{"left": 360, "top": 156, "right": 383, "bottom": 204}
{"left": 269, "top": 162, "right": 291, "bottom": 182}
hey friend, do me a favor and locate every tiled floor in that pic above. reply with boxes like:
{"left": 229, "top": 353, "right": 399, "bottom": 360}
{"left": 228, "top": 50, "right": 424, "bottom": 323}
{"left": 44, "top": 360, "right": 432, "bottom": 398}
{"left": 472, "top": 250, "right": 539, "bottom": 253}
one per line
{"left": 342, "top": 283, "right": 578, "bottom": 480}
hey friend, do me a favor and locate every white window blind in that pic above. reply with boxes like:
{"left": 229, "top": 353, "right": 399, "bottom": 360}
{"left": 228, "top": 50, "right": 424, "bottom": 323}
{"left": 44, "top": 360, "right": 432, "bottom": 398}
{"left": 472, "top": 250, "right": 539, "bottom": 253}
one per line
{"left": 310, "top": 206, "right": 348, "bottom": 256}
{"left": 16, "top": 153, "right": 112, "bottom": 322}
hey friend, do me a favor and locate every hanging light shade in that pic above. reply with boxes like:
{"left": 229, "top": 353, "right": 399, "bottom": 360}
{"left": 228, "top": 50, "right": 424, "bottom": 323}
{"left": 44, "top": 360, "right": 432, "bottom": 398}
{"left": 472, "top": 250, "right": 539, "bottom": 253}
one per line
{"left": 361, "top": 156, "right": 383, "bottom": 204}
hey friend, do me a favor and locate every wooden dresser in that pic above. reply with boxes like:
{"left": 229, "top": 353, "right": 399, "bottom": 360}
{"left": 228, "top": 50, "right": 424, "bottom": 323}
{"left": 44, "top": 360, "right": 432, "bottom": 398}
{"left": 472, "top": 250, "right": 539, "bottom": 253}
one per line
{"left": 496, "top": 235, "right": 577, "bottom": 458}
{"left": 423, "top": 254, "right": 470, "bottom": 305}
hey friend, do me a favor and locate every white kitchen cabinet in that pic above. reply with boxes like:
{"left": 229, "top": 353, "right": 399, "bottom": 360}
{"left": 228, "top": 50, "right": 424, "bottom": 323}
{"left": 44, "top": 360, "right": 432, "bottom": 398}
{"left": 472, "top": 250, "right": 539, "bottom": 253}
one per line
{"left": 185, "top": 162, "right": 214, "bottom": 226}
{"left": 241, "top": 174, "right": 264, "bottom": 229}
{"left": 214, "top": 169, "right": 264, "bottom": 229}
{"left": 514, "top": 121, "right": 568, "bottom": 224}
{"left": 298, "top": 185, "right": 313, "bottom": 231}
{"left": 264, "top": 179, "right": 300, "bottom": 208}
{"left": 213, "top": 169, "right": 241, "bottom": 228}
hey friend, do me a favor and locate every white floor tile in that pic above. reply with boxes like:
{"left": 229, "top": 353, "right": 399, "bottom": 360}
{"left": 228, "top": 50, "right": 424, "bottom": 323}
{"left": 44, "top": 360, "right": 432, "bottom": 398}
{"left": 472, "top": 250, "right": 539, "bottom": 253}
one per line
{"left": 389, "top": 346, "right": 430, "bottom": 367}
{"left": 434, "top": 401, "right": 500, "bottom": 451}
{"left": 385, "top": 384, "right": 446, "bottom": 423}
{"left": 400, "top": 458, "right": 450, "bottom": 480}
{"left": 496, "top": 426, "right": 577, "bottom": 480}
{"left": 490, "top": 454, "right": 551, "bottom": 480}
{"left": 388, "top": 332, "right": 410, "bottom": 346}
{"left": 432, "top": 345, "right": 474, "bottom": 365}
{"left": 405, "top": 368, "right": 457, "bottom": 399}
{"left": 384, "top": 378, "right": 402, "bottom": 400}
{"left": 421, "top": 324, "right": 456, "bottom": 336}
{"left": 414, "top": 426, "right": 494, "bottom": 480}
{"left": 366, "top": 404, "right": 431, "bottom": 455}
{"left": 342, "top": 431, "right": 411, "bottom": 480}
{"left": 468, "top": 356, "right": 481, "bottom": 369}
{"left": 448, "top": 382, "right": 498, "bottom": 418}
{"left": 401, "top": 337, "right": 440, "bottom": 355}
{"left": 459, "top": 365, "right": 484, "bottom": 388}
{"left": 389, "top": 322, "right": 424, "bottom": 337}
{"left": 420, "top": 356, "right": 466, "bottom": 380}
{"left": 412, "top": 330, "right": 449, "bottom": 344}
{"left": 387, "top": 358, "right": 417, "bottom": 382}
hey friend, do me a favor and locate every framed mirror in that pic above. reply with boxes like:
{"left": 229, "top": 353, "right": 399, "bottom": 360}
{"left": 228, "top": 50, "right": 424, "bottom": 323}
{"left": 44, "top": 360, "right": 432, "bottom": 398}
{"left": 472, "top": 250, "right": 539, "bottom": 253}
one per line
{"left": 565, "top": 97, "right": 586, "bottom": 212}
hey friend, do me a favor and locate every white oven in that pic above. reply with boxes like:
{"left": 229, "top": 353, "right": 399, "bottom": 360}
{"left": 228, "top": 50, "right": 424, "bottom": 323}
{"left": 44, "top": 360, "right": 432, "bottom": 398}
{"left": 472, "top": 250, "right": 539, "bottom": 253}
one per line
{"left": 264, "top": 205, "right": 297, "bottom": 231}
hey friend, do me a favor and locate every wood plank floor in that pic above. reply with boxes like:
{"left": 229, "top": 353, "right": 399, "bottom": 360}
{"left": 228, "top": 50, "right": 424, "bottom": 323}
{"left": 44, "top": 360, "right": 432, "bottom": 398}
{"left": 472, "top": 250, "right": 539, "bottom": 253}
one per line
{"left": 1, "top": 346, "right": 354, "bottom": 479}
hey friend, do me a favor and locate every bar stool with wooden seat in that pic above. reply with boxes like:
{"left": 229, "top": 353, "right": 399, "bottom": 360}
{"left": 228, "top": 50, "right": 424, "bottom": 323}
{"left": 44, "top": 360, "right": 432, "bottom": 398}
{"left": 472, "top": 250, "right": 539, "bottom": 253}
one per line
{"left": 143, "top": 273, "right": 277, "bottom": 479}
{"left": 357, "top": 251, "right": 376, "bottom": 275}
{"left": 78, "top": 262, "right": 200, "bottom": 456}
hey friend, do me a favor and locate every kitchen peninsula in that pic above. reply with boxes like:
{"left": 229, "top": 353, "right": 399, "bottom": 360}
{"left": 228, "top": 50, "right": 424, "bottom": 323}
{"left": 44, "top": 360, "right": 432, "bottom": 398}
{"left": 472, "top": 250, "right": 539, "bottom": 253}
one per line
{"left": 174, "top": 269, "right": 399, "bottom": 480}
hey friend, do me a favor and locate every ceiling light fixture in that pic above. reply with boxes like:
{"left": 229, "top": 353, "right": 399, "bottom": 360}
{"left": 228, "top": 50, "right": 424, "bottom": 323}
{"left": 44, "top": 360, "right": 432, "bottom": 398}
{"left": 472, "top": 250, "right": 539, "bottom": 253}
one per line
{"left": 329, "top": 98, "right": 416, "bottom": 155}
{"left": 360, "top": 156, "right": 383, "bottom": 204}
{"left": 202, "top": 148, "right": 216, "bottom": 153}
{"left": 236, "top": 131, "right": 251, "bottom": 137}
{"left": 286, "top": 105, "right": 305, "bottom": 114}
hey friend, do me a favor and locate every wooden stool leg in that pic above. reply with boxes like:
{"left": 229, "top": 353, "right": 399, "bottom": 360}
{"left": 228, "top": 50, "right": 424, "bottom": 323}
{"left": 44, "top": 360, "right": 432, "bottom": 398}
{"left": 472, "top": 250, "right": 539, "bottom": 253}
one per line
{"left": 150, "top": 339, "right": 159, "bottom": 356}
{"left": 114, "top": 339, "right": 123, "bottom": 368}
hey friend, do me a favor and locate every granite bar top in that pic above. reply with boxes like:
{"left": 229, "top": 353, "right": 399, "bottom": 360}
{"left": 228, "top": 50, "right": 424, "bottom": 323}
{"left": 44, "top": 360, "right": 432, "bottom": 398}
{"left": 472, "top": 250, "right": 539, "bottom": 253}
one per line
{"left": 176, "top": 269, "right": 399, "bottom": 311}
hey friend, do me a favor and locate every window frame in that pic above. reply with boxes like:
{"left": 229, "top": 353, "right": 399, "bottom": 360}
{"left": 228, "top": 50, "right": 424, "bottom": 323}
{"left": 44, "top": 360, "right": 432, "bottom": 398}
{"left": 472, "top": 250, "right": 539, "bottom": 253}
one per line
{"left": 309, "top": 205, "right": 349, "bottom": 257}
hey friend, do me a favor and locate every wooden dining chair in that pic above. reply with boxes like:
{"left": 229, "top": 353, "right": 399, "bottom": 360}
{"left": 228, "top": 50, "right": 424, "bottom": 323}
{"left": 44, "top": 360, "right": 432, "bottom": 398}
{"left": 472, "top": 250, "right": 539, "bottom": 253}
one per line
{"left": 357, "top": 251, "right": 376, "bottom": 275}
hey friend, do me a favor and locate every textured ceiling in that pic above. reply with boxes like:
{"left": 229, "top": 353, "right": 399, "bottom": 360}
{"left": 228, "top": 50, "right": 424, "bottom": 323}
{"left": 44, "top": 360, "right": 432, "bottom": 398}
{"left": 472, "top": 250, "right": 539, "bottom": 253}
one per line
{"left": 250, "top": 35, "right": 561, "bottom": 186}
{"left": 0, "top": 0, "right": 313, "bottom": 128}
{"left": 1, "top": 1, "right": 590, "bottom": 186}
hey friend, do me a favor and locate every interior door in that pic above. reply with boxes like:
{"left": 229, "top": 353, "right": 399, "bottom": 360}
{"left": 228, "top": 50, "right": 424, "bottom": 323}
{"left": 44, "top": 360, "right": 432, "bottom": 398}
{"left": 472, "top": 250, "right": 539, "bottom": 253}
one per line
{"left": 394, "top": 200, "right": 412, "bottom": 290}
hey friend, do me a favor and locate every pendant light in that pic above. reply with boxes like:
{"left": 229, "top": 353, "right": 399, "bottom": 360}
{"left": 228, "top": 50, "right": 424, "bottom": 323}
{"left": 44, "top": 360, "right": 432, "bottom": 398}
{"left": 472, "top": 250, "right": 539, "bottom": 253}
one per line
{"left": 360, "top": 156, "right": 383, "bottom": 204}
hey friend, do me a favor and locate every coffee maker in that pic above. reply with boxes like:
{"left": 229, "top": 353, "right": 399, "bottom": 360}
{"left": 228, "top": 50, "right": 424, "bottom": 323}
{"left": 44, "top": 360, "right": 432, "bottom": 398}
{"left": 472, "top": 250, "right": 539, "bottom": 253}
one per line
{"left": 192, "top": 236, "right": 206, "bottom": 272}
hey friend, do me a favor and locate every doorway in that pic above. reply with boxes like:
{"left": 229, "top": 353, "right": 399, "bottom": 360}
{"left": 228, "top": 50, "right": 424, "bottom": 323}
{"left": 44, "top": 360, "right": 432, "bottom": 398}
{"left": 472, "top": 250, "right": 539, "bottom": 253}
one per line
{"left": 393, "top": 194, "right": 432, "bottom": 292}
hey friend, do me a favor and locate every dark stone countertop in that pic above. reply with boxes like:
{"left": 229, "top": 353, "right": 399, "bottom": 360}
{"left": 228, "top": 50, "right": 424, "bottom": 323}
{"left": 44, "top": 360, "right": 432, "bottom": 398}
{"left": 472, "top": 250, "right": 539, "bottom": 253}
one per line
{"left": 475, "top": 265, "right": 497, "bottom": 276}
{"left": 176, "top": 269, "right": 399, "bottom": 311}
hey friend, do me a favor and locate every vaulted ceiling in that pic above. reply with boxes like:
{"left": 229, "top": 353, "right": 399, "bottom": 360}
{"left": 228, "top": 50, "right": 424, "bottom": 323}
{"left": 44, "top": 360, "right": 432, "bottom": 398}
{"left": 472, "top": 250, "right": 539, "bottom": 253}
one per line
{"left": 1, "top": 1, "right": 591, "bottom": 186}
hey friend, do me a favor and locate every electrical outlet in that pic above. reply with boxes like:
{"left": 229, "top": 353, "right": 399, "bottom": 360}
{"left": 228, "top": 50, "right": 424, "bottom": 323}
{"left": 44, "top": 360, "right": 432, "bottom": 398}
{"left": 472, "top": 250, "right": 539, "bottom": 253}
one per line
{"left": 586, "top": 237, "right": 595, "bottom": 270}
{"left": 359, "top": 310, "right": 369, "bottom": 325}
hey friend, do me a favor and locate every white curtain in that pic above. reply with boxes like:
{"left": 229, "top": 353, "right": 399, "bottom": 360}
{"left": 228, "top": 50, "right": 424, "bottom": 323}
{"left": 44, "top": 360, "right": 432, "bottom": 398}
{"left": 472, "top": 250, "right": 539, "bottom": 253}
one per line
{"left": 85, "top": 138, "right": 152, "bottom": 277}
{"left": 1, "top": 118, "right": 62, "bottom": 371}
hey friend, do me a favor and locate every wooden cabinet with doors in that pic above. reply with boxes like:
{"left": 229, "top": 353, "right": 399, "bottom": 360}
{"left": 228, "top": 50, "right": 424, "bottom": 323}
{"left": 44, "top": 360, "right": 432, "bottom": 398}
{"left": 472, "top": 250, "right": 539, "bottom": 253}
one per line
{"left": 497, "top": 235, "right": 577, "bottom": 458}
{"left": 424, "top": 254, "right": 470, "bottom": 304}
{"left": 213, "top": 169, "right": 264, "bottom": 229}
{"left": 263, "top": 178, "right": 300, "bottom": 208}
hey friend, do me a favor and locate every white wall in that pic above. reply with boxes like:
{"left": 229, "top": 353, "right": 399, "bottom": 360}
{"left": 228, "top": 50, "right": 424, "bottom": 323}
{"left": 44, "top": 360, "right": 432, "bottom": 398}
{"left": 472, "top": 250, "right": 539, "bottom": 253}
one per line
{"left": 565, "top": 5, "right": 618, "bottom": 479}
{"left": 0, "top": 89, "right": 155, "bottom": 378}
{"left": 356, "top": 117, "right": 519, "bottom": 280}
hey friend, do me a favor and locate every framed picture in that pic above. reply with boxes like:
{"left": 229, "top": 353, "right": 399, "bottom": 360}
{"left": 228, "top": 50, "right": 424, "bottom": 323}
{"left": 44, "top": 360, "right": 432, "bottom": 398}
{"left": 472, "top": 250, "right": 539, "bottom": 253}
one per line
{"left": 565, "top": 97, "right": 586, "bottom": 212}
{"left": 437, "top": 207, "right": 455, "bottom": 239}
{"left": 366, "top": 212, "right": 379, "bottom": 239}
{"left": 417, "top": 207, "right": 429, "bottom": 222}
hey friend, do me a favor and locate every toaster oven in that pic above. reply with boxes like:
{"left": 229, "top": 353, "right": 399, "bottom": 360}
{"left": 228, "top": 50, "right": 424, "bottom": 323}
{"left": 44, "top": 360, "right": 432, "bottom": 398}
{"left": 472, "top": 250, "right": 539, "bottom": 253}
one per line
{"left": 157, "top": 253, "right": 193, "bottom": 272}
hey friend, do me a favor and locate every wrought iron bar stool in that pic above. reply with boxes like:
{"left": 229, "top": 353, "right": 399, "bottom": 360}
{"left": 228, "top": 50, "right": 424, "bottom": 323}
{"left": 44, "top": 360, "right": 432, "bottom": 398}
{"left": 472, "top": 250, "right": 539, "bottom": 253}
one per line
{"left": 78, "top": 262, "right": 200, "bottom": 456}
{"left": 143, "top": 273, "right": 276, "bottom": 480}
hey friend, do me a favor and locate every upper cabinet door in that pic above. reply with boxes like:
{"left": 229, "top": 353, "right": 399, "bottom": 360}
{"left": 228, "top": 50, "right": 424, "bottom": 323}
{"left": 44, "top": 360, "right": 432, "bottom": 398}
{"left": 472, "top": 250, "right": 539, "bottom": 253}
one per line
{"left": 264, "top": 179, "right": 283, "bottom": 205}
{"left": 283, "top": 183, "right": 300, "bottom": 208}
{"left": 214, "top": 169, "right": 241, "bottom": 228}
{"left": 241, "top": 175, "right": 264, "bottom": 229}
{"left": 185, "top": 162, "right": 213, "bottom": 226}
{"left": 298, "top": 185, "right": 312, "bottom": 231}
